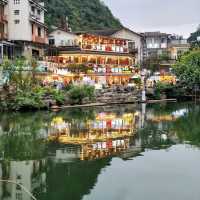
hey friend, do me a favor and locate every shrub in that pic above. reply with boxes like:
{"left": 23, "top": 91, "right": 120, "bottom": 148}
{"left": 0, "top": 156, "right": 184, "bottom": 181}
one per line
{"left": 154, "top": 82, "right": 185, "bottom": 100}
{"left": 154, "top": 82, "right": 172, "bottom": 99}
{"left": 68, "top": 85, "right": 95, "bottom": 104}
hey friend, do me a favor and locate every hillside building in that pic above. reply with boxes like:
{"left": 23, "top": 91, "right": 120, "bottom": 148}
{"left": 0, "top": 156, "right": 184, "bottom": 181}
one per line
{"left": 75, "top": 27, "right": 144, "bottom": 65}
{"left": 0, "top": 0, "right": 48, "bottom": 62}
{"left": 0, "top": 0, "right": 14, "bottom": 63}
{"left": 7, "top": 0, "right": 48, "bottom": 59}
{"left": 46, "top": 30, "right": 138, "bottom": 86}
{"left": 142, "top": 32, "right": 170, "bottom": 59}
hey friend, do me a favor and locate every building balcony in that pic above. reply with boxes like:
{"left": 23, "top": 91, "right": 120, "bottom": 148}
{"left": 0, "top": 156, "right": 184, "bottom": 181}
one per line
{"left": 0, "top": 32, "right": 8, "bottom": 39}
{"left": 129, "top": 48, "right": 138, "bottom": 54}
{"left": 29, "top": 0, "right": 46, "bottom": 11}
{"left": 30, "top": 13, "right": 42, "bottom": 23}
{"left": 32, "top": 35, "right": 47, "bottom": 44}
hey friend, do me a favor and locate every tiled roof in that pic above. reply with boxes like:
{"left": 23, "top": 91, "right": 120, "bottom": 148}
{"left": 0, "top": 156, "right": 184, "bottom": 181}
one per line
{"left": 75, "top": 27, "right": 143, "bottom": 37}
{"left": 142, "top": 32, "right": 170, "bottom": 37}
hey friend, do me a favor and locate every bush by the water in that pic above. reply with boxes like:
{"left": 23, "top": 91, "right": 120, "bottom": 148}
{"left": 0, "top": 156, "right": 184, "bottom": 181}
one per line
{"left": 154, "top": 82, "right": 185, "bottom": 100}
{"left": 0, "top": 86, "right": 65, "bottom": 111}
{"left": 68, "top": 85, "right": 95, "bottom": 105}
{"left": 0, "top": 58, "right": 96, "bottom": 111}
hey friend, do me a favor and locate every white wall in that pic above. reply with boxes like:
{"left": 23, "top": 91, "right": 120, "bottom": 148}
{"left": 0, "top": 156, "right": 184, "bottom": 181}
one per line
{"left": 7, "top": 0, "right": 46, "bottom": 42}
{"left": 111, "top": 29, "right": 143, "bottom": 64}
{"left": 8, "top": 0, "right": 31, "bottom": 41}
{"left": 49, "top": 30, "right": 78, "bottom": 46}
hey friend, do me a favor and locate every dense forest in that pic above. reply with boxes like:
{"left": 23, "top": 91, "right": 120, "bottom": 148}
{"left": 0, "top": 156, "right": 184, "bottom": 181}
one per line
{"left": 43, "top": 0, "right": 122, "bottom": 32}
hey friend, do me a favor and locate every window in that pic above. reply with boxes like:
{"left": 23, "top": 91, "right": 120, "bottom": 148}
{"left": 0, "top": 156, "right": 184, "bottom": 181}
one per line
{"left": 38, "top": 27, "right": 41, "bottom": 37}
{"left": 32, "top": 24, "right": 34, "bottom": 34}
{"left": 49, "top": 39, "right": 55, "bottom": 45}
{"left": 14, "top": 10, "right": 20, "bottom": 15}
{"left": 14, "top": 0, "right": 20, "bottom": 4}
{"left": 37, "top": 9, "right": 41, "bottom": 15}
{"left": 31, "top": 7, "right": 35, "bottom": 13}
{"left": 16, "top": 193, "right": 22, "bottom": 200}
{"left": 14, "top": 20, "right": 20, "bottom": 24}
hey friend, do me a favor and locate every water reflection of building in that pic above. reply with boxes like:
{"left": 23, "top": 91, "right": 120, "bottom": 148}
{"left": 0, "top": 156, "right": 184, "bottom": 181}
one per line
{"left": 0, "top": 160, "right": 46, "bottom": 200}
{"left": 48, "top": 112, "right": 140, "bottom": 143}
{"left": 47, "top": 110, "right": 142, "bottom": 160}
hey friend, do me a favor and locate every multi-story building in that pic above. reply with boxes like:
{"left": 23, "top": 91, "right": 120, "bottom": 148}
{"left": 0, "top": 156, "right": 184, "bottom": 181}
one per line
{"left": 142, "top": 32, "right": 190, "bottom": 60}
{"left": 47, "top": 31, "right": 138, "bottom": 86}
{"left": 76, "top": 27, "right": 144, "bottom": 65}
{"left": 0, "top": 0, "right": 48, "bottom": 62}
{"left": 142, "top": 32, "right": 190, "bottom": 75}
{"left": 0, "top": 0, "right": 14, "bottom": 63}
{"left": 7, "top": 0, "right": 48, "bottom": 59}
{"left": 0, "top": 0, "right": 8, "bottom": 40}
{"left": 142, "top": 32, "right": 170, "bottom": 59}
{"left": 168, "top": 38, "right": 190, "bottom": 60}
{"left": 48, "top": 28, "right": 79, "bottom": 47}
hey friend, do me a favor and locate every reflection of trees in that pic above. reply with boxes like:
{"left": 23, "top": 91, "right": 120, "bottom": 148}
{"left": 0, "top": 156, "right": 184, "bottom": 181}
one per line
{"left": 138, "top": 122, "right": 175, "bottom": 150}
{"left": 0, "top": 112, "right": 48, "bottom": 161}
{"left": 38, "top": 159, "right": 111, "bottom": 200}
{"left": 173, "top": 105, "right": 200, "bottom": 146}
{"left": 147, "top": 102, "right": 190, "bottom": 116}
{"left": 142, "top": 103, "right": 200, "bottom": 148}
{"left": 0, "top": 135, "right": 46, "bottom": 161}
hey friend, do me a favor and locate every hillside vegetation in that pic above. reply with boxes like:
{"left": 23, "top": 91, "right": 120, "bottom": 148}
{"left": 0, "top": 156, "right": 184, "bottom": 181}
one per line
{"left": 44, "top": 0, "right": 122, "bottom": 31}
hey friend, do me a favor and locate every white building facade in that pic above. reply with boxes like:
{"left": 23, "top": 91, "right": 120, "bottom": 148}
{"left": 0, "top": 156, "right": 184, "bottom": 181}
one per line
{"left": 48, "top": 29, "right": 78, "bottom": 47}
{"left": 110, "top": 28, "right": 143, "bottom": 65}
{"left": 0, "top": 0, "right": 48, "bottom": 60}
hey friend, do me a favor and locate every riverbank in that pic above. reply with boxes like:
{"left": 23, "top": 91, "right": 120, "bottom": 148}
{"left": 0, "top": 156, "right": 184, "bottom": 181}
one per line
{"left": 0, "top": 85, "right": 140, "bottom": 111}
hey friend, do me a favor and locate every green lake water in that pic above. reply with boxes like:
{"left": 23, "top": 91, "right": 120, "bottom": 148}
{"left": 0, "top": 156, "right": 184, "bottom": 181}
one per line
{"left": 0, "top": 103, "right": 200, "bottom": 200}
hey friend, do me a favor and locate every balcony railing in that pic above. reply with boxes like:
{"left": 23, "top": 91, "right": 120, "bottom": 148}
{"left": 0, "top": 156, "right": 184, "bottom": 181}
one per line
{"left": 32, "top": 35, "right": 46, "bottom": 44}
{"left": 30, "top": 13, "right": 41, "bottom": 22}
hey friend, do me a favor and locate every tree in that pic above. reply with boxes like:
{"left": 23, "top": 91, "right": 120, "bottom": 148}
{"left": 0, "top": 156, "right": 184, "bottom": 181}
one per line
{"left": 44, "top": 0, "right": 121, "bottom": 31}
{"left": 173, "top": 50, "right": 200, "bottom": 89}
{"left": 188, "top": 25, "right": 200, "bottom": 49}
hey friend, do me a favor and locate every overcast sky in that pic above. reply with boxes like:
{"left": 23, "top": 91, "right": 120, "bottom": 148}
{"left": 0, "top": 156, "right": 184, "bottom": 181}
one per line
{"left": 103, "top": 0, "right": 200, "bottom": 38}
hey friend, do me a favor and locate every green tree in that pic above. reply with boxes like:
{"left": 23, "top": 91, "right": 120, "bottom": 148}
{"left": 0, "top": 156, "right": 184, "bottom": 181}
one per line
{"left": 188, "top": 25, "right": 200, "bottom": 48}
{"left": 173, "top": 50, "right": 200, "bottom": 89}
{"left": 44, "top": 0, "right": 122, "bottom": 31}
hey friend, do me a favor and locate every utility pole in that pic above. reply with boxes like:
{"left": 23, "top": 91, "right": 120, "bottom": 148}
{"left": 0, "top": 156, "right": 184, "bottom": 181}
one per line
{"left": 141, "top": 69, "right": 147, "bottom": 102}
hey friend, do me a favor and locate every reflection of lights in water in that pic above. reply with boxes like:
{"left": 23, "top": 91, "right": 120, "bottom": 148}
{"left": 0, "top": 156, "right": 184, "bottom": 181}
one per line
{"left": 149, "top": 108, "right": 188, "bottom": 122}
{"left": 172, "top": 109, "right": 188, "bottom": 118}
{"left": 80, "top": 138, "right": 130, "bottom": 160}
{"left": 47, "top": 110, "right": 143, "bottom": 163}
{"left": 96, "top": 113, "right": 116, "bottom": 120}
{"left": 48, "top": 112, "right": 138, "bottom": 149}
